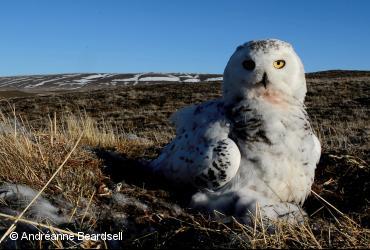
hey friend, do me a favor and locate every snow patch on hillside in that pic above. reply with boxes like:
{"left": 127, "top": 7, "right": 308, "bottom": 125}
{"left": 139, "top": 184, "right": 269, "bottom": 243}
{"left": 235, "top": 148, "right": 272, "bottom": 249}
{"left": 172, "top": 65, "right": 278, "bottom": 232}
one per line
{"left": 0, "top": 72, "right": 223, "bottom": 90}
{"left": 205, "top": 77, "right": 223, "bottom": 82}
{"left": 139, "top": 76, "right": 180, "bottom": 82}
{"left": 73, "top": 74, "right": 111, "bottom": 85}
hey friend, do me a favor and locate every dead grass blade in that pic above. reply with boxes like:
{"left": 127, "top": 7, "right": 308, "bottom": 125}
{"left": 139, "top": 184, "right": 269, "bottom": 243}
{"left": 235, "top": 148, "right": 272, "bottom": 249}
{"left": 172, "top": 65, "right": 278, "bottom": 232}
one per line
{"left": 0, "top": 212, "right": 80, "bottom": 238}
{"left": 311, "top": 189, "right": 359, "bottom": 226}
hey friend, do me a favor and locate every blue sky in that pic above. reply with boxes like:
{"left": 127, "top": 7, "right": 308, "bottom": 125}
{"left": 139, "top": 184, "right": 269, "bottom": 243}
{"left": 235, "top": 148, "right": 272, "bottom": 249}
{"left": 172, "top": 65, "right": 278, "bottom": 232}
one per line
{"left": 0, "top": 0, "right": 369, "bottom": 76}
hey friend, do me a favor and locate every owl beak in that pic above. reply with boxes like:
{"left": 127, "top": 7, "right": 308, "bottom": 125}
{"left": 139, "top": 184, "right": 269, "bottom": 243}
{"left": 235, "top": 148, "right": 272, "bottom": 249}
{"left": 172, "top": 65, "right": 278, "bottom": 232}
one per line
{"left": 258, "top": 72, "right": 268, "bottom": 89}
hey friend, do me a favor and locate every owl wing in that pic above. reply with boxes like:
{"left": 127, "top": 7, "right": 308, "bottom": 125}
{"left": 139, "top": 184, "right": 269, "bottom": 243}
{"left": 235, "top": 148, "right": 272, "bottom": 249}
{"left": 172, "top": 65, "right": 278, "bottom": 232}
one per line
{"left": 312, "top": 134, "right": 321, "bottom": 165}
{"left": 150, "top": 99, "right": 241, "bottom": 190}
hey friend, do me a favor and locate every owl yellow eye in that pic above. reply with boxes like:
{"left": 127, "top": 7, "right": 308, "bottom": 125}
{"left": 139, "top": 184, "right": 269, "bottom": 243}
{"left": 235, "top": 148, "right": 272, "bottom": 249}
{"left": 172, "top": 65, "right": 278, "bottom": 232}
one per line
{"left": 273, "top": 60, "right": 286, "bottom": 69}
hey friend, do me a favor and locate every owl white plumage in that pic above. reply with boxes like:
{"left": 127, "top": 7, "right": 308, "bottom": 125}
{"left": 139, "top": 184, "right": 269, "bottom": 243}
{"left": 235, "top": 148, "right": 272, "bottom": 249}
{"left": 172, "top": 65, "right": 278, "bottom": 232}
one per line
{"left": 150, "top": 39, "right": 321, "bottom": 223}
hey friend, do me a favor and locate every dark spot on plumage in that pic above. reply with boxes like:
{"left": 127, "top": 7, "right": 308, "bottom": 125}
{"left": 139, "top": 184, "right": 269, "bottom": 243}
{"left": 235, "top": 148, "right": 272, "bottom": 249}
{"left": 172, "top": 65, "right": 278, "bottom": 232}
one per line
{"left": 303, "top": 162, "right": 309, "bottom": 166}
{"left": 179, "top": 156, "right": 185, "bottom": 161}
{"left": 232, "top": 130, "right": 251, "bottom": 141}
{"left": 304, "top": 124, "right": 310, "bottom": 130}
{"left": 185, "top": 133, "right": 188, "bottom": 138}
{"left": 247, "top": 118, "right": 261, "bottom": 124}
{"left": 248, "top": 158, "right": 259, "bottom": 164}
{"left": 208, "top": 169, "right": 216, "bottom": 181}
{"left": 212, "top": 181, "right": 220, "bottom": 188}
{"left": 281, "top": 121, "right": 288, "bottom": 129}
{"left": 255, "top": 129, "right": 272, "bottom": 145}
{"left": 212, "top": 161, "right": 221, "bottom": 170}
{"left": 246, "top": 39, "right": 287, "bottom": 53}
{"left": 233, "top": 118, "right": 262, "bottom": 131}
{"left": 247, "top": 123, "right": 261, "bottom": 129}
{"left": 237, "top": 107, "right": 252, "bottom": 113}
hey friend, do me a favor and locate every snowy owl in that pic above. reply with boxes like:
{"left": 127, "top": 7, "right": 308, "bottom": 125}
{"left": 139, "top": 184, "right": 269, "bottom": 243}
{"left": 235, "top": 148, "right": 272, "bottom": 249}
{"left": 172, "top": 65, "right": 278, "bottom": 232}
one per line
{"left": 150, "top": 39, "right": 321, "bottom": 223}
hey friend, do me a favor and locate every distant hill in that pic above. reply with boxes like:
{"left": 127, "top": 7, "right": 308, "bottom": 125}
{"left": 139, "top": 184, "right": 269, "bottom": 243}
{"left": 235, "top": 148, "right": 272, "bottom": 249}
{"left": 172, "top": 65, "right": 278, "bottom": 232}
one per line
{"left": 0, "top": 70, "right": 368, "bottom": 92}
{"left": 0, "top": 73, "right": 222, "bottom": 91}
{"left": 306, "top": 70, "right": 370, "bottom": 78}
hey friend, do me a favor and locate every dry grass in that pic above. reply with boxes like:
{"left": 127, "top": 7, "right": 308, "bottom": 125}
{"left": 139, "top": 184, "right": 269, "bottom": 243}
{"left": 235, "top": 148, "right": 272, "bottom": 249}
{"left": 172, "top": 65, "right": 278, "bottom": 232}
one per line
{"left": 0, "top": 112, "right": 103, "bottom": 204}
{"left": 0, "top": 110, "right": 161, "bottom": 204}
{"left": 0, "top": 111, "right": 368, "bottom": 248}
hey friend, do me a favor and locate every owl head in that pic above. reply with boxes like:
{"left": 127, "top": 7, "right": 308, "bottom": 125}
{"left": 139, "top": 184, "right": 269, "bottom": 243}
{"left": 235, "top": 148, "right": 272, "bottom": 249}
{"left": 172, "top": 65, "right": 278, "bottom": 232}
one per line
{"left": 223, "top": 39, "right": 306, "bottom": 106}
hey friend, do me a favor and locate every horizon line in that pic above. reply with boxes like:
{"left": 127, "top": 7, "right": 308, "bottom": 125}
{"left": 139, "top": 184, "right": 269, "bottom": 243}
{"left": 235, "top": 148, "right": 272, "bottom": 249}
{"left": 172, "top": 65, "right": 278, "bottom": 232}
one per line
{"left": 0, "top": 69, "right": 369, "bottom": 78}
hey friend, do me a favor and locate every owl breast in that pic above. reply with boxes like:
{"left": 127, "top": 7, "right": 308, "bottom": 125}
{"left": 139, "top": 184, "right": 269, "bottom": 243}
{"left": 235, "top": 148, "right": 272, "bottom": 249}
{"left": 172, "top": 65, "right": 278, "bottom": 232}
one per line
{"left": 228, "top": 100, "right": 317, "bottom": 204}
